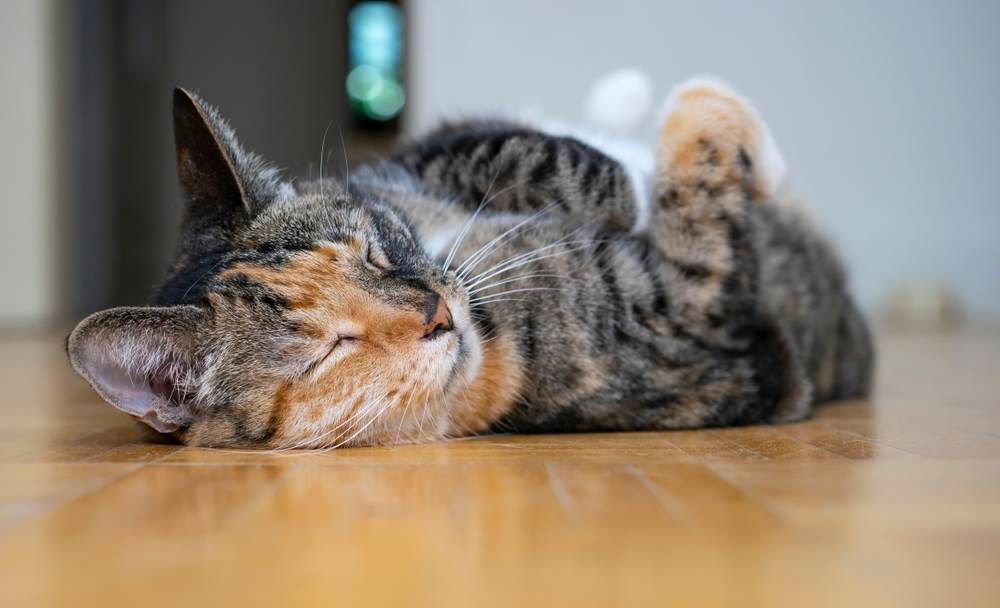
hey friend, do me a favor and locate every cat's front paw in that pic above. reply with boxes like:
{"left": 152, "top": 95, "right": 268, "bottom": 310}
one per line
{"left": 656, "top": 76, "right": 785, "bottom": 203}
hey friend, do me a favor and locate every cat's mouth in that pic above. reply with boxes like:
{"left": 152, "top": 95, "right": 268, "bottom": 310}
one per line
{"left": 440, "top": 329, "right": 468, "bottom": 393}
{"left": 437, "top": 297, "right": 476, "bottom": 392}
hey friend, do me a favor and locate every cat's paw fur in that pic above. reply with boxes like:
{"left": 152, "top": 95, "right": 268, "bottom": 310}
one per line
{"left": 656, "top": 76, "right": 786, "bottom": 203}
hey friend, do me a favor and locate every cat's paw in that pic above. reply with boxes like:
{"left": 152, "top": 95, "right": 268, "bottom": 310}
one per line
{"left": 656, "top": 76, "right": 785, "bottom": 203}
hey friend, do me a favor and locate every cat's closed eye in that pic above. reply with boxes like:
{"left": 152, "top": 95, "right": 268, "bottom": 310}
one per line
{"left": 365, "top": 241, "right": 391, "bottom": 271}
{"left": 305, "top": 335, "right": 360, "bottom": 378}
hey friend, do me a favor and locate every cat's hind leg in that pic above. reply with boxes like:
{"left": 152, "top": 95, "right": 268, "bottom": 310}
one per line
{"left": 649, "top": 77, "right": 812, "bottom": 423}
{"left": 652, "top": 77, "right": 786, "bottom": 345}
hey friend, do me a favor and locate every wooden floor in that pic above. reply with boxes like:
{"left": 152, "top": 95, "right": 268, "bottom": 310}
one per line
{"left": 0, "top": 329, "right": 997, "bottom": 607}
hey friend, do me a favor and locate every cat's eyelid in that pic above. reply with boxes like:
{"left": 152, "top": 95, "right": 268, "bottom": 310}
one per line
{"left": 365, "top": 240, "right": 391, "bottom": 271}
{"left": 304, "top": 333, "right": 359, "bottom": 380}
{"left": 328, "top": 323, "right": 362, "bottom": 345}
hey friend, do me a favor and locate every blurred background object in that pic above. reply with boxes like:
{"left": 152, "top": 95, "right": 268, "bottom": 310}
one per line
{"left": 883, "top": 282, "right": 963, "bottom": 331}
{"left": 347, "top": 1, "right": 405, "bottom": 129}
{"left": 1, "top": 0, "right": 999, "bottom": 329}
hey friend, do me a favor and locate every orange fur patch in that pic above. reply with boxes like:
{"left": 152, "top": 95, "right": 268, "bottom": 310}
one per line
{"left": 447, "top": 333, "right": 524, "bottom": 435}
{"left": 217, "top": 242, "right": 479, "bottom": 448}
{"left": 657, "top": 84, "right": 768, "bottom": 202}
{"left": 204, "top": 240, "right": 528, "bottom": 448}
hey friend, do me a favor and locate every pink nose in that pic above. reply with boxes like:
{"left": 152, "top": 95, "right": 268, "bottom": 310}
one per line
{"left": 422, "top": 294, "right": 453, "bottom": 339}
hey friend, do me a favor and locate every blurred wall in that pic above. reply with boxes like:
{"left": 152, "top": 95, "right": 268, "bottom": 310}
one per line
{"left": 0, "top": 0, "right": 372, "bottom": 328}
{"left": 410, "top": 0, "right": 1000, "bottom": 321}
{"left": 0, "top": 1, "right": 60, "bottom": 326}
{"left": 70, "top": 0, "right": 350, "bottom": 317}
{"left": 3, "top": 1, "right": 997, "bottom": 327}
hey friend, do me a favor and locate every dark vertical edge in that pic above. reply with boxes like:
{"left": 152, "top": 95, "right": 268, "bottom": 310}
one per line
{"left": 72, "top": 0, "right": 116, "bottom": 317}
{"left": 113, "top": 0, "right": 168, "bottom": 305}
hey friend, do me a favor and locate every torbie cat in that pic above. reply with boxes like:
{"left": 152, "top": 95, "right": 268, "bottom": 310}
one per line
{"left": 67, "top": 77, "right": 874, "bottom": 448}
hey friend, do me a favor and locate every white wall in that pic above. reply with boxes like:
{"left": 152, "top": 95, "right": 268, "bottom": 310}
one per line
{"left": 0, "top": 1, "right": 58, "bottom": 326}
{"left": 410, "top": 0, "right": 1000, "bottom": 321}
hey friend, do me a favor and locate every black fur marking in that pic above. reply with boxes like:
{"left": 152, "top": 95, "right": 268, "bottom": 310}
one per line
{"left": 637, "top": 240, "right": 670, "bottom": 315}
{"left": 673, "top": 261, "right": 713, "bottom": 281}
{"left": 728, "top": 320, "right": 798, "bottom": 425}
{"left": 738, "top": 146, "right": 753, "bottom": 172}
{"left": 226, "top": 409, "right": 255, "bottom": 443}
{"left": 629, "top": 388, "right": 683, "bottom": 413}
{"left": 697, "top": 138, "right": 720, "bottom": 167}
{"left": 593, "top": 241, "right": 625, "bottom": 333}
{"left": 524, "top": 406, "right": 587, "bottom": 433}
{"left": 470, "top": 303, "right": 497, "bottom": 339}
{"left": 213, "top": 273, "right": 289, "bottom": 311}
{"left": 157, "top": 249, "right": 233, "bottom": 306}
{"left": 529, "top": 140, "right": 558, "bottom": 185}
{"left": 422, "top": 292, "right": 441, "bottom": 325}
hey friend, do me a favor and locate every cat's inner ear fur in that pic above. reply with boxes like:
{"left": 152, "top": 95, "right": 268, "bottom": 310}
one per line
{"left": 67, "top": 306, "right": 206, "bottom": 434}
{"left": 172, "top": 88, "right": 288, "bottom": 221}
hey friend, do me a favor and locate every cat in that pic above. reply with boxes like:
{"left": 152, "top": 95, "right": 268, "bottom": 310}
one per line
{"left": 67, "top": 77, "right": 874, "bottom": 449}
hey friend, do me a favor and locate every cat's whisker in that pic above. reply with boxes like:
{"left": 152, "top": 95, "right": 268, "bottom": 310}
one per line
{"left": 415, "top": 391, "right": 431, "bottom": 443}
{"left": 326, "top": 395, "right": 393, "bottom": 450}
{"left": 281, "top": 413, "right": 346, "bottom": 452}
{"left": 441, "top": 165, "right": 504, "bottom": 272}
{"left": 421, "top": 394, "right": 437, "bottom": 443}
{"left": 338, "top": 125, "right": 350, "bottom": 193}
{"left": 454, "top": 200, "right": 563, "bottom": 279}
{"left": 464, "top": 242, "right": 598, "bottom": 291}
{"left": 394, "top": 382, "right": 419, "bottom": 444}
{"left": 442, "top": 178, "right": 531, "bottom": 272}
{"left": 463, "top": 240, "right": 594, "bottom": 289}
{"left": 322, "top": 394, "right": 384, "bottom": 438}
{"left": 426, "top": 390, "right": 446, "bottom": 443}
{"left": 287, "top": 391, "right": 388, "bottom": 451}
{"left": 319, "top": 393, "right": 390, "bottom": 451}
{"left": 467, "top": 311, "right": 499, "bottom": 342}
{"left": 457, "top": 212, "right": 603, "bottom": 283}
{"left": 467, "top": 273, "right": 572, "bottom": 296}
{"left": 460, "top": 221, "right": 599, "bottom": 286}
{"left": 455, "top": 215, "right": 551, "bottom": 281}
{"left": 470, "top": 287, "right": 568, "bottom": 302}
{"left": 318, "top": 120, "right": 334, "bottom": 194}
{"left": 423, "top": 387, "right": 449, "bottom": 444}
{"left": 181, "top": 257, "right": 229, "bottom": 301}
{"left": 468, "top": 297, "right": 529, "bottom": 306}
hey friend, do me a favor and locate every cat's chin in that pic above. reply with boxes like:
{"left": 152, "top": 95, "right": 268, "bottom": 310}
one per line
{"left": 447, "top": 322, "right": 483, "bottom": 390}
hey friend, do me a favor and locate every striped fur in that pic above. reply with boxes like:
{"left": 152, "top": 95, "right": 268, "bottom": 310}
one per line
{"left": 67, "top": 81, "right": 873, "bottom": 448}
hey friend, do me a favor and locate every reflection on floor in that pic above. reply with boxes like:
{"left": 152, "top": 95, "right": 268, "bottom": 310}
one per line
{"left": 0, "top": 329, "right": 998, "bottom": 607}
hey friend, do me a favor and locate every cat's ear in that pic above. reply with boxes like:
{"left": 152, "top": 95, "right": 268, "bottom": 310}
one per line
{"left": 172, "top": 88, "right": 287, "bottom": 223}
{"left": 67, "top": 306, "right": 207, "bottom": 434}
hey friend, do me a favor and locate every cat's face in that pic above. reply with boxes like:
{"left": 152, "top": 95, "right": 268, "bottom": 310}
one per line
{"left": 176, "top": 195, "right": 480, "bottom": 448}
{"left": 67, "top": 89, "right": 481, "bottom": 448}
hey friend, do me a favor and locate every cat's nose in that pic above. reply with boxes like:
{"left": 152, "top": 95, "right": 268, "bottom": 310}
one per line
{"left": 422, "top": 293, "right": 454, "bottom": 340}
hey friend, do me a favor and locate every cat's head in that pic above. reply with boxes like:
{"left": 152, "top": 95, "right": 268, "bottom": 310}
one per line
{"left": 67, "top": 89, "right": 482, "bottom": 448}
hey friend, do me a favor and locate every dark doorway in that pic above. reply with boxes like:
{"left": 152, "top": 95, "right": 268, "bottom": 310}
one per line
{"left": 71, "top": 0, "right": 404, "bottom": 317}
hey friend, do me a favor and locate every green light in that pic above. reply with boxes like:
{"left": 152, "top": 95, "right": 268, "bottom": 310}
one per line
{"left": 346, "top": 65, "right": 384, "bottom": 102}
{"left": 363, "top": 78, "right": 405, "bottom": 121}
{"left": 346, "top": 2, "right": 405, "bottom": 122}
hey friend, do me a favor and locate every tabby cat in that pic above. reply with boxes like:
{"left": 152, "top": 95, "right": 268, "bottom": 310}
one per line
{"left": 67, "top": 78, "right": 873, "bottom": 448}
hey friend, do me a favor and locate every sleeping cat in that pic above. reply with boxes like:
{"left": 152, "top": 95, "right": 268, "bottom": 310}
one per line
{"left": 67, "top": 77, "right": 873, "bottom": 448}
